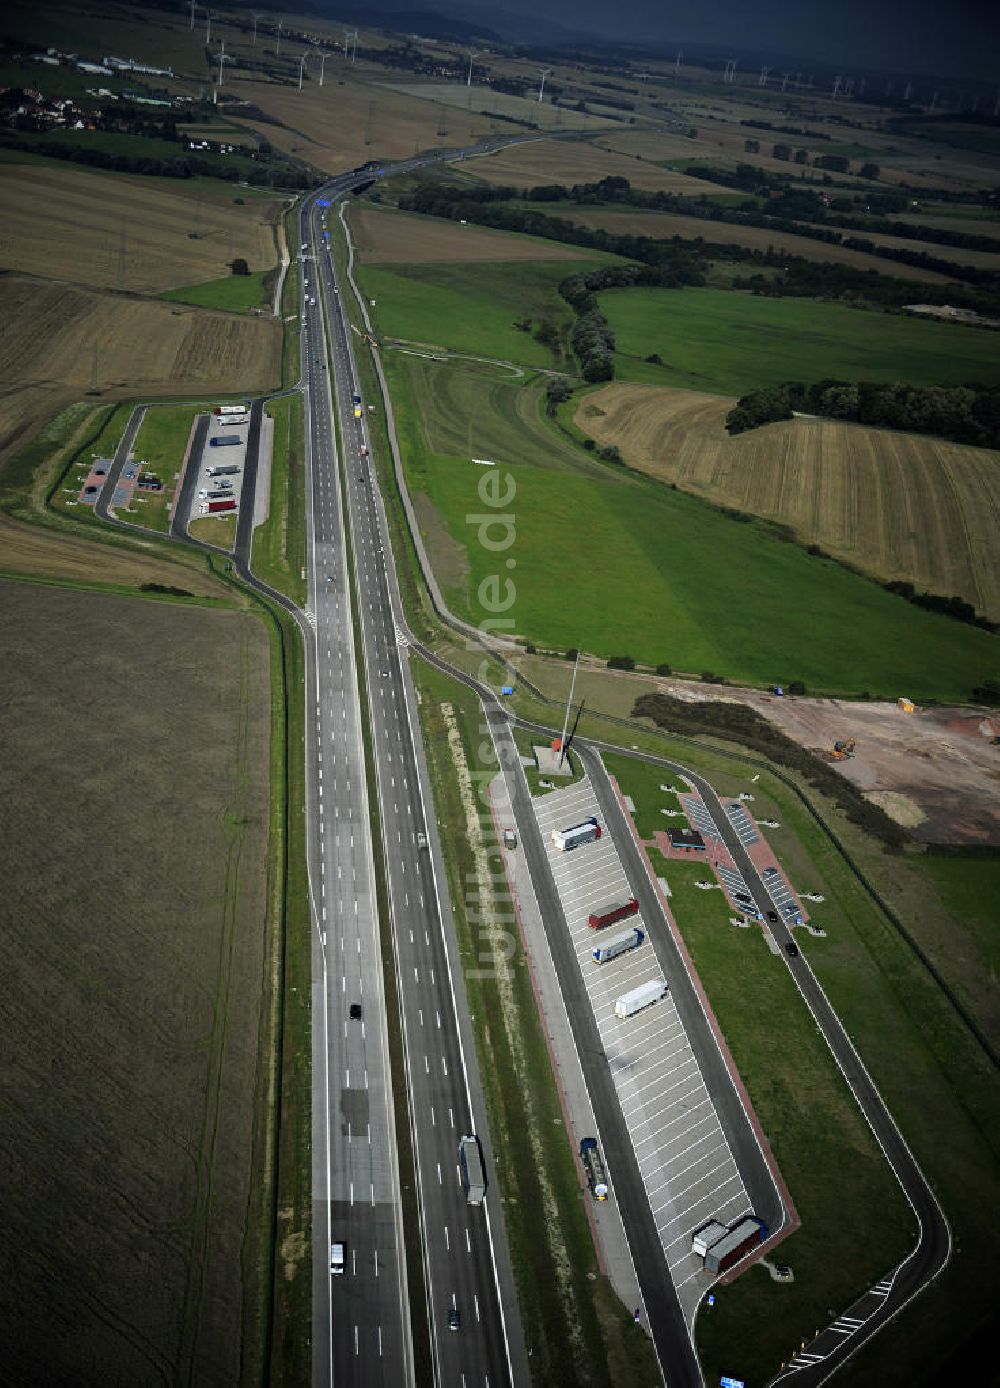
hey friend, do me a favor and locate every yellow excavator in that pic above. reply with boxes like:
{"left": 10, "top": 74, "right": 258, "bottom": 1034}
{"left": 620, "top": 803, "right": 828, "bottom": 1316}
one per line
{"left": 830, "top": 738, "right": 856, "bottom": 761}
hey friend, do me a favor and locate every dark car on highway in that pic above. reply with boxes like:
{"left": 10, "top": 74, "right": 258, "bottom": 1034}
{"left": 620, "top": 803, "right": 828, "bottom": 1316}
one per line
{"left": 448, "top": 1307, "right": 460, "bottom": 1332}
{"left": 349, "top": 1003, "right": 362, "bottom": 1020}
{"left": 766, "top": 909, "right": 779, "bottom": 923}
{"left": 785, "top": 941, "right": 799, "bottom": 957}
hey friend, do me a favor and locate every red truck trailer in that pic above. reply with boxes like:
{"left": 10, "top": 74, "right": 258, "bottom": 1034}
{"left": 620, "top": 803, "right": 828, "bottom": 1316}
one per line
{"left": 204, "top": 498, "right": 236, "bottom": 514}
{"left": 588, "top": 898, "right": 639, "bottom": 931}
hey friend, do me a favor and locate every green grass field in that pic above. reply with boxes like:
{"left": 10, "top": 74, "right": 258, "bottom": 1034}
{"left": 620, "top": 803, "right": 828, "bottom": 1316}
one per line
{"left": 601, "top": 286, "right": 1000, "bottom": 395}
{"left": 357, "top": 259, "right": 614, "bottom": 367}
{"left": 253, "top": 396, "right": 306, "bottom": 605}
{"left": 129, "top": 405, "right": 199, "bottom": 532}
{"left": 601, "top": 754, "right": 686, "bottom": 840}
{"left": 391, "top": 355, "right": 997, "bottom": 700}
{"left": 386, "top": 353, "right": 604, "bottom": 476}
{"left": 162, "top": 271, "right": 270, "bottom": 312}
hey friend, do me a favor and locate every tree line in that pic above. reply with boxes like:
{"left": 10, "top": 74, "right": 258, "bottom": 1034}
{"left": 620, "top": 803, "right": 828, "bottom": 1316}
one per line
{"left": 0, "top": 131, "right": 315, "bottom": 188}
{"left": 399, "top": 177, "right": 1000, "bottom": 316}
{"left": 726, "top": 376, "right": 1000, "bottom": 450}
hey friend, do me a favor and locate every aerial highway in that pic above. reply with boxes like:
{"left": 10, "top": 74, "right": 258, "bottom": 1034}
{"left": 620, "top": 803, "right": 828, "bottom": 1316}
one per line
{"left": 315, "top": 163, "right": 951, "bottom": 1382}
{"left": 301, "top": 176, "right": 529, "bottom": 1387}
{"left": 94, "top": 132, "right": 950, "bottom": 1388}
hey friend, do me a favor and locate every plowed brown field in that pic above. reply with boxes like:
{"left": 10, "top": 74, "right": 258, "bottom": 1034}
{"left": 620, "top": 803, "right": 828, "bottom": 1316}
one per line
{"left": 0, "top": 276, "right": 281, "bottom": 464}
{"left": 227, "top": 74, "right": 496, "bottom": 175}
{"left": 462, "top": 138, "right": 726, "bottom": 194}
{"left": 349, "top": 204, "right": 602, "bottom": 263}
{"left": 0, "top": 162, "right": 280, "bottom": 293}
{"left": 0, "top": 580, "right": 270, "bottom": 1383}
{"left": 576, "top": 383, "right": 1000, "bottom": 620}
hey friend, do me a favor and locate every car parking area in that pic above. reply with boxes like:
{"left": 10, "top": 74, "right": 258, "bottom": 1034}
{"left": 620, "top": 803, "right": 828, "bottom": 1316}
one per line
{"left": 533, "top": 778, "right": 751, "bottom": 1317}
{"left": 194, "top": 412, "right": 249, "bottom": 521}
{"left": 760, "top": 865, "right": 803, "bottom": 925}
{"left": 723, "top": 801, "right": 760, "bottom": 847}
{"left": 715, "top": 862, "right": 758, "bottom": 916}
{"left": 682, "top": 796, "right": 723, "bottom": 843}
{"left": 77, "top": 456, "right": 113, "bottom": 505}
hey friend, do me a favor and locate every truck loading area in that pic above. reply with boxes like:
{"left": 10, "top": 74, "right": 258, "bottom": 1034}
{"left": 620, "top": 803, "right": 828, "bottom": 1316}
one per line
{"left": 532, "top": 777, "right": 752, "bottom": 1321}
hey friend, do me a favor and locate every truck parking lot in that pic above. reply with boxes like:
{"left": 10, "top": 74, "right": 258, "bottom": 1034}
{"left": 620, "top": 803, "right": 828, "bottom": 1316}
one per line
{"left": 190, "top": 409, "right": 250, "bottom": 523}
{"left": 532, "top": 777, "right": 754, "bottom": 1321}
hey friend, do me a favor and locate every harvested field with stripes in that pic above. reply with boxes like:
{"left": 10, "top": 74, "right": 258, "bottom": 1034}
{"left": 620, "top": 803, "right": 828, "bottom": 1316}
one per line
{"left": 463, "top": 138, "right": 726, "bottom": 194}
{"left": 0, "top": 276, "right": 280, "bottom": 467}
{"left": 0, "top": 161, "right": 279, "bottom": 293}
{"left": 576, "top": 382, "right": 1000, "bottom": 621}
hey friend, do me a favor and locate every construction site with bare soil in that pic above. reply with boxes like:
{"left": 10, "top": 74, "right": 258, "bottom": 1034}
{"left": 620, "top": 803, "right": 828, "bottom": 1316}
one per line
{"left": 649, "top": 678, "right": 1000, "bottom": 845}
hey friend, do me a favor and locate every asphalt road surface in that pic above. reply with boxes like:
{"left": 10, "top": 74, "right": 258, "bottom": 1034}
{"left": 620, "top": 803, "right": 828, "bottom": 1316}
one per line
{"left": 301, "top": 176, "right": 528, "bottom": 1388}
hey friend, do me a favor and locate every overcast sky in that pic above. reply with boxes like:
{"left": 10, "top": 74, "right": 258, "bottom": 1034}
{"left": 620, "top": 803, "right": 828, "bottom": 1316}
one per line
{"left": 447, "top": 0, "right": 999, "bottom": 83}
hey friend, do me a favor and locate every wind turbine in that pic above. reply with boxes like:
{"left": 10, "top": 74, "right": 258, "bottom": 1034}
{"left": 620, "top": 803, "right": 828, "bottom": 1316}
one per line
{"left": 217, "top": 38, "right": 225, "bottom": 87}
{"left": 318, "top": 49, "right": 330, "bottom": 86}
{"left": 759, "top": 65, "right": 769, "bottom": 87}
{"left": 674, "top": 49, "right": 682, "bottom": 76}
{"left": 275, "top": 20, "right": 283, "bottom": 58}
{"left": 466, "top": 50, "right": 481, "bottom": 87}
{"left": 205, "top": 9, "right": 212, "bottom": 44}
{"left": 781, "top": 72, "right": 790, "bottom": 92}
{"left": 538, "top": 67, "right": 551, "bottom": 103}
{"left": 832, "top": 75, "right": 842, "bottom": 99}
{"left": 251, "top": 12, "right": 262, "bottom": 46}
{"left": 189, "top": 0, "right": 196, "bottom": 32}
{"left": 298, "top": 50, "right": 308, "bottom": 90}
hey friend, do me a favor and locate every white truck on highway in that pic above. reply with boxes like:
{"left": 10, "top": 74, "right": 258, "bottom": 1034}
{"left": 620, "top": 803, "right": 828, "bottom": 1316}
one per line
{"left": 458, "top": 1135, "right": 486, "bottom": 1205}
{"left": 614, "top": 979, "right": 668, "bottom": 1020}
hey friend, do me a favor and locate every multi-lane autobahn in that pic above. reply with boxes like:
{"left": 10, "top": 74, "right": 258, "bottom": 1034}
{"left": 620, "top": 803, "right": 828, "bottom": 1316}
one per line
{"left": 300, "top": 172, "right": 529, "bottom": 1387}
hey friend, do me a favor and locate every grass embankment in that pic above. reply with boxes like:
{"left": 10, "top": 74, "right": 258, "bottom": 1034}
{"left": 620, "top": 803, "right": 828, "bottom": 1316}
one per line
{"left": 413, "top": 660, "right": 659, "bottom": 1387}
{"left": 601, "top": 755, "right": 686, "bottom": 839}
{"left": 253, "top": 395, "right": 306, "bottom": 605}
{"left": 601, "top": 286, "right": 1000, "bottom": 395}
{"left": 261, "top": 591, "right": 312, "bottom": 1387}
{"left": 356, "top": 258, "right": 615, "bottom": 367}
{"left": 281, "top": 205, "right": 301, "bottom": 391}
{"left": 162, "top": 271, "right": 271, "bottom": 312}
{"left": 384, "top": 348, "right": 996, "bottom": 701}
{"left": 189, "top": 513, "right": 238, "bottom": 549}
